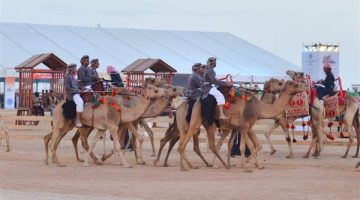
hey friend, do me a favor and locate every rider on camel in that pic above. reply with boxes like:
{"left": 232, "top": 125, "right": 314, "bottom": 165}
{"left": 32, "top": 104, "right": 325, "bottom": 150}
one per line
{"left": 186, "top": 63, "right": 205, "bottom": 122}
{"left": 78, "top": 55, "right": 97, "bottom": 89}
{"left": 316, "top": 64, "right": 335, "bottom": 100}
{"left": 202, "top": 57, "right": 231, "bottom": 120}
{"left": 64, "top": 63, "right": 84, "bottom": 128}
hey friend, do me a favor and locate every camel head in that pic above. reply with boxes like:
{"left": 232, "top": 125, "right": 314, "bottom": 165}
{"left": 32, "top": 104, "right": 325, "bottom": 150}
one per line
{"left": 144, "top": 77, "right": 166, "bottom": 87}
{"left": 282, "top": 80, "right": 307, "bottom": 95}
{"left": 264, "top": 78, "right": 285, "bottom": 93}
{"left": 143, "top": 85, "right": 166, "bottom": 100}
{"left": 164, "top": 85, "right": 185, "bottom": 97}
{"left": 286, "top": 70, "right": 305, "bottom": 82}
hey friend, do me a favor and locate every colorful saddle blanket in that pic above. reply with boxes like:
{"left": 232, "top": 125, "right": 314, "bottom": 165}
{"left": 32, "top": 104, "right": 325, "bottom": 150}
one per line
{"left": 323, "top": 91, "right": 346, "bottom": 118}
{"left": 286, "top": 91, "right": 309, "bottom": 117}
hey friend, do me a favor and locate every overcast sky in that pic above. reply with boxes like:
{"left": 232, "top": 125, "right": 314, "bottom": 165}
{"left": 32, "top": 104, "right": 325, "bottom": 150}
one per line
{"left": 1, "top": 0, "right": 359, "bottom": 87}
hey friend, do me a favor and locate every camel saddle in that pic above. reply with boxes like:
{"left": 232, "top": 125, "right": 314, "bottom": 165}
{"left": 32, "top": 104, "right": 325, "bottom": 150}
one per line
{"left": 80, "top": 81, "right": 105, "bottom": 104}
{"left": 286, "top": 91, "right": 309, "bottom": 117}
{"left": 323, "top": 90, "right": 346, "bottom": 119}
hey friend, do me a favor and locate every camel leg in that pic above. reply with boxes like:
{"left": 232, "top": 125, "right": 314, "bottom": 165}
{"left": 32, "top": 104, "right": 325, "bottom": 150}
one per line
{"left": 280, "top": 118, "right": 295, "bottom": 159}
{"left": 101, "top": 126, "right": 127, "bottom": 161}
{"left": 127, "top": 124, "right": 145, "bottom": 165}
{"left": 356, "top": 161, "right": 360, "bottom": 168}
{"left": 264, "top": 121, "right": 280, "bottom": 155}
{"left": 83, "top": 130, "right": 104, "bottom": 167}
{"left": 43, "top": 132, "right": 52, "bottom": 165}
{"left": 50, "top": 129, "right": 69, "bottom": 167}
{"left": 205, "top": 124, "right": 230, "bottom": 169}
{"left": 180, "top": 127, "right": 201, "bottom": 169}
{"left": 110, "top": 125, "right": 131, "bottom": 168}
{"left": 163, "top": 136, "right": 179, "bottom": 167}
{"left": 141, "top": 119, "right": 156, "bottom": 157}
{"left": 71, "top": 130, "right": 83, "bottom": 162}
{"left": 248, "top": 130, "right": 264, "bottom": 169}
{"left": 193, "top": 129, "right": 211, "bottom": 167}
{"left": 342, "top": 123, "right": 354, "bottom": 158}
{"left": 353, "top": 118, "right": 360, "bottom": 158}
{"left": 240, "top": 125, "right": 252, "bottom": 172}
{"left": 211, "top": 129, "right": 231, "bottom": 169}
{"left": 154, "top": 122, "right": 175, "bottom": 166}
{"left": 227, "top": 130, "right": 237, "bottom": 166}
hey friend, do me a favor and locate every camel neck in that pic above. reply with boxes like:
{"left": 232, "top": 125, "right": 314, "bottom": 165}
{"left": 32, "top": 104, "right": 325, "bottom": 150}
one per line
{"left": 142, "top": 96, "right": 171, "bottom": 118}
{"left": 260, "top": 92, "right": 276, "bottom": 104}
{"left": 257, "top": 92, "right": 292, "bottom": 119}
{"left": 120, "top": 94, "right": 152, "bottom": 123}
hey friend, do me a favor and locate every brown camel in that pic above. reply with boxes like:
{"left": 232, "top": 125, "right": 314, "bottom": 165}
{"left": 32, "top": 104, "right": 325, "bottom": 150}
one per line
{"left": 153, "top": 78, "right": 285, "bottom": 167}
{"left": 265, "top": 72, "right": 359, "bottom": 158}
{"left": 45, "top": 84, "right": 166, "bottom": 167}
{"left": 178, "top": 80, "right": 305, "bottom": 171}
{"left": 97, "top": 84, "right": 184, "bottom": 163}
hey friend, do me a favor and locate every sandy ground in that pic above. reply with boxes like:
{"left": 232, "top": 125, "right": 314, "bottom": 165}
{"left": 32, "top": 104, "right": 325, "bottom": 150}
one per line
{"left": 0, "top": 118, "right": 359, "bottom": 200}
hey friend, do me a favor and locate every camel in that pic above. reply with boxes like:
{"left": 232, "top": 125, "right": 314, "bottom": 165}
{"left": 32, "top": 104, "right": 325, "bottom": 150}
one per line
{"left": 264, "top": 71, "right": 359, "bottom": 158}
{"left": 45, "top": 84, "right": 166, "bottom": 167}
{"left": 153, "top": 78, "right": 285, "bottom": 167}
{"left": 44, "top": 78, "right": 182, "bottom": 165}
{"left": 178, "top": 80, "right": 305, "bottom": 171}
{"left": 97, "top": 84, "right": 184, "bottom": 163}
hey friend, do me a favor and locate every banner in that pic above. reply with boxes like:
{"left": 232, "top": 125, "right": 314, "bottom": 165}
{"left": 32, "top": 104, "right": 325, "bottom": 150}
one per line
{"left": 4, "top": 77, "right": 16, "bottom": 109}
{"left": 302, "top": 51, "right": 339, "bottom": 81}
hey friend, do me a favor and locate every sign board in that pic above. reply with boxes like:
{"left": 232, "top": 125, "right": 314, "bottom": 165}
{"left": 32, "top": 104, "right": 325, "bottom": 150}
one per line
{"left": 302, "top": 51, "right": 339, "bottom": 81}
{"left": 4, "top": 77, "right": 16, "bottom": 109}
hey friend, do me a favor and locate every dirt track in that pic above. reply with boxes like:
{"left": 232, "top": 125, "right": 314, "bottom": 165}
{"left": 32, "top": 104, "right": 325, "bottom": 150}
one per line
{"left": 0, "top": 122, "right": 359, "bottom": 200}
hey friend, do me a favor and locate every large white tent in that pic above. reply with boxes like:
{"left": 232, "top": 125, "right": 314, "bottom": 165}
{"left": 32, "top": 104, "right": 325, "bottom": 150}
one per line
{"left": 0, "top": 23, "right": 299, "bottom": 81}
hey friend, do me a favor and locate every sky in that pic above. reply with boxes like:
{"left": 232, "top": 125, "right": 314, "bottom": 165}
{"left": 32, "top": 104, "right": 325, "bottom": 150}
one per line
{"left": 0, "top": 0, "right": 359, "bottom": 87}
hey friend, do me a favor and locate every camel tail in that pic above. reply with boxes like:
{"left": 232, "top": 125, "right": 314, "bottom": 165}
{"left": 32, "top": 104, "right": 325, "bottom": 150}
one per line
{"left": 165, "top": 115, "right": 176, "bottom": 137}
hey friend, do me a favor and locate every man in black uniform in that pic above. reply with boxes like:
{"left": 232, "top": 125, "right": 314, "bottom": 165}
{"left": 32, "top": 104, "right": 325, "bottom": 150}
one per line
{"left": 316, "top": 64, "right": 335, "bottom": 99}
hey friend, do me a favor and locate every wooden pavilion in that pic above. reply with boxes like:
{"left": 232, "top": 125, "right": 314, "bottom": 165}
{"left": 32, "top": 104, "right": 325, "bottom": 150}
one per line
{"left": 15, "top": 53, "right": 67, "bottom": 117}
{"left": 121, "top": 58, "right": 177, "bottom": 95}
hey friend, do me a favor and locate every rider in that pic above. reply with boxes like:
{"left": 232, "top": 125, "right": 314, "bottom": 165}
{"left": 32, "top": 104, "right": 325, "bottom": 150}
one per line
{"left": 64, "top": 63, "right": 84, "bottom": 128}
{"left": 187, "top": 63, "right": 205, "bottom": 100}
{"left": 89, "top": 58, "right": 100, "bottom": 85}
{"left": 202, "top": 57, "right": 231, "bottom": 120}
{"left": 316, "top": 64, "right": 335, "bottom": 100}
{"left": 78, "top": 55, "right": 96, "bottom": 89}
{"left": 186, "top": 63, "right": 205, "bottom": 122}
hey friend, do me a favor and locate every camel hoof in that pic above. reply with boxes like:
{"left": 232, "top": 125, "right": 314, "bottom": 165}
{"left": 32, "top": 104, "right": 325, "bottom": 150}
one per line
{"left": 83, "top": 163, "right": 91, "bottom": 167}
{"left": 356, "top": 162, "right": 360, "bottom": 168}
{"left": 303, "top": 154, "right": 309, "bottom": 158}
{"left": 256, "top": 165, "right": 265, "bottom": 169}
{"left": 163, "top": 163, "right": 170, "bottom": 167}
{"left": 153, "top": 160, "right": 158, "bottom": 166}
{"left": 94, "top": 161, "right": 103, "bottom": 165}
{"left": 286, "top": 154, "right": 294, "bottom": 159}
{"left": 352, "top": 155, "right": 358, "bottom": 158}
{"left": 189, "top": 165, "right": 199, "bottom": 169}
{"left": 6, "top": 148, "right": 10, "bottom": 152}
{"left": 225, "top": 164, "right": 231, "bottom": 169}
{"left": 270, "top": 150, "right": 277, "bottom": 155}
{"left": 180, "top": 167, "right": 188, "bottom": 171}
{"left": 77, "top": 159, "right": 84, "bottom": 162}
{"left": 57, "top": 163, "right": 66, "bottom": 167}
{"left": 206, "top": 164, "right": 212, "bottom": 168}
{"left": 137, "top": 160, "right": 146, "bottom": 165}
{"left": 150, "top": 154, "right": 156, "bottom": 157}
{"left": 123, "top": 165, "right": 132, "bottom": 168}
{"left": 212, "top": 165, "right": 220, "bottom": 169}
{"left": 44, "top": 160, "right": 49, "bottom": 165}
{"left": 341, "top": 155, "right": 347, "bottom": 158}
{"left": 243, "top": 169, "right": 253, "bottom": 173}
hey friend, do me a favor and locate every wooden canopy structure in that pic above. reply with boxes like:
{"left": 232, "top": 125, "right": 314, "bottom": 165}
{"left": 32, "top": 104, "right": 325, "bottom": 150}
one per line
{"left": 15, "top": 53, "right": 67, "bottom": 117}
{"left": 122, "top": 58, "right": 177, "bottom": 94}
